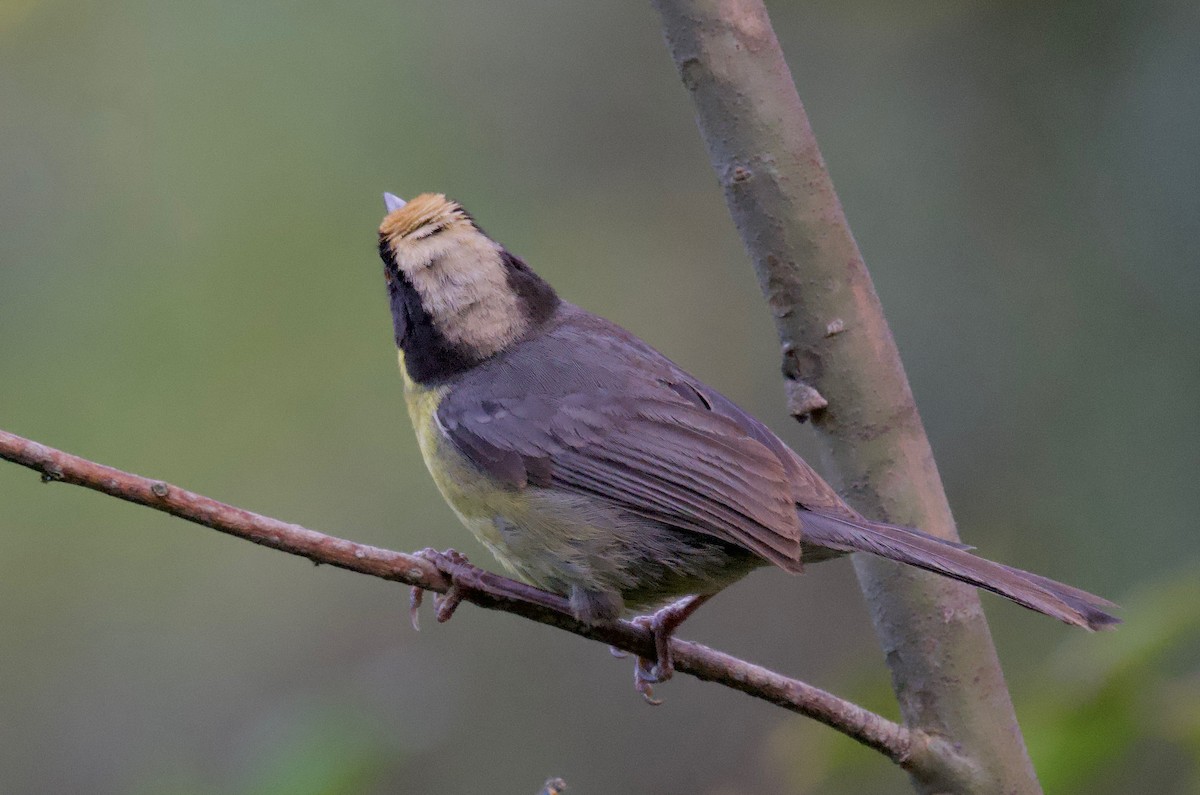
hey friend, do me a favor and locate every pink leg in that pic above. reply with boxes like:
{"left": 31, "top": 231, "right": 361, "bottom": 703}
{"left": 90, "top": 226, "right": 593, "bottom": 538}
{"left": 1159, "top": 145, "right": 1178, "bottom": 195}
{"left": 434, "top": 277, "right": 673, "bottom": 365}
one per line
{"left": 629, "top": 594, "right": 713, "bottom": 704}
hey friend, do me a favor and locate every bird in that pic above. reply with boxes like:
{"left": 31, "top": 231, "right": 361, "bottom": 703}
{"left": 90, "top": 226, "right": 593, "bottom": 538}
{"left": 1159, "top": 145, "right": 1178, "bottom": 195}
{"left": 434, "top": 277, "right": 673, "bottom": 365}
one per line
{"left": 377, "top": 191, "right": 1119, "bottom": 701}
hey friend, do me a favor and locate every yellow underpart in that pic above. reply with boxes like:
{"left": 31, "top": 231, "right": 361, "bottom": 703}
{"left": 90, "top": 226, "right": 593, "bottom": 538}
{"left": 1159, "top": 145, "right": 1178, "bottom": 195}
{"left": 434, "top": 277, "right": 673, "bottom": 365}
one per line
{"left": 397, "top": 350, "right": 516, "bottom": 559}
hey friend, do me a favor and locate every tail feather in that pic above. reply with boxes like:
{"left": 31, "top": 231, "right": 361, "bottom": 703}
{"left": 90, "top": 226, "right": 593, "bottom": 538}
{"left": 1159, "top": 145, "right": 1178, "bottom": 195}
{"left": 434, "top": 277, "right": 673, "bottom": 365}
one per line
{"left": 799, "top": 509, "right": 1120, "bottom": 631}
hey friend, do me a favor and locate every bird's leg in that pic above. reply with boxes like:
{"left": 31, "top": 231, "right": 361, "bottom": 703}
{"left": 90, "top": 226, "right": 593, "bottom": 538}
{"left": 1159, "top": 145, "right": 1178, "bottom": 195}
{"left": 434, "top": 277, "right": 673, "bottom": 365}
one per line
{"left": 408, "top": 548, "right": 475, "bottom": 629}
{"left": 628, "top": 594, "right": 713, "bottom": 704}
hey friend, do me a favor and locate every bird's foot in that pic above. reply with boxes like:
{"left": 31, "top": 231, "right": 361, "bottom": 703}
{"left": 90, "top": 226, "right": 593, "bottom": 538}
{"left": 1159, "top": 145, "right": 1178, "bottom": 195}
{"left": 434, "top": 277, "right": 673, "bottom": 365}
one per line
{"left": 409, "top": 547, "right": 474, "bottom": 630}
{"left": 625, "top": 594, "right": 713, "bottom": 705}
{"left": 633, "top": 653, "right": 664, "bottom": 706}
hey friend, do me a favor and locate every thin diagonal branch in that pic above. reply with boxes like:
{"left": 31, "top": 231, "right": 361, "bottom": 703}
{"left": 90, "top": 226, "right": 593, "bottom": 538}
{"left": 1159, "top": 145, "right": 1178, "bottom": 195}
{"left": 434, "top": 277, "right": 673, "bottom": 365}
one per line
{"left": 0, "top": 427, "right": 972, "bottom": 783}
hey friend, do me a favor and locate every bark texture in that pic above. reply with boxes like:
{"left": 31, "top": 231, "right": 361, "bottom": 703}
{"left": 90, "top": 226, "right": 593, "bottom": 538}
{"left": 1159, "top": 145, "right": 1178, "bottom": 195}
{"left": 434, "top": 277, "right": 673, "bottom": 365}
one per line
{"left": 650, "top": 1, "right": 1042, "bottom": 791}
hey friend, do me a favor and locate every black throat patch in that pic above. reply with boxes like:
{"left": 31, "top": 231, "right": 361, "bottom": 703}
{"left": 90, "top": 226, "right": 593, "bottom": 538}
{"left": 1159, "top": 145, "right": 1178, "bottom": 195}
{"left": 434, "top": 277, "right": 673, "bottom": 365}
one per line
{"left": 377, "top": 234, "right": 561, "bottom": 386}
{"left": 379, "top": 236, "right": 479, "bottom": 385}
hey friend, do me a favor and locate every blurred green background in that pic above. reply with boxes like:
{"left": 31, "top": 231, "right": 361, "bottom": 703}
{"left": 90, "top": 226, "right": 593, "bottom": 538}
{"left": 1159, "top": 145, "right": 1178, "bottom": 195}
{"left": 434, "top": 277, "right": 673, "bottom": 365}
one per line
{"left": 2, "top": 1, "right": 1197, "bottom": 793}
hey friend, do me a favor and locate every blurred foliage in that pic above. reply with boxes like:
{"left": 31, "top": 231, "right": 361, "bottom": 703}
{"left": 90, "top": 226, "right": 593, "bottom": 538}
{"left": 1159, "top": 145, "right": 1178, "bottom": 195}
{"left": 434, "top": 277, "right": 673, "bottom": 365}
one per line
{"left": 766, "top": 566, "right": 1200, "bottom": 794}
{"left": 129, "top": 704, "right": 402, "bottom": 795}
{"left": 1024, "top": 564, "right": 1200, "bottom": 793}
{"left": 1, "top": 0, "right": 1197, "bottom": 793}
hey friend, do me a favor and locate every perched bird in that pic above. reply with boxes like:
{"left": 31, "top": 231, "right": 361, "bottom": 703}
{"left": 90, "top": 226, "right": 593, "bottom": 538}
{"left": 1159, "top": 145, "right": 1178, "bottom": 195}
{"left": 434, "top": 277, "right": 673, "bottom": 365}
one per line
{"left": 378, "top": 192, "right": 1118, "bottom": 700}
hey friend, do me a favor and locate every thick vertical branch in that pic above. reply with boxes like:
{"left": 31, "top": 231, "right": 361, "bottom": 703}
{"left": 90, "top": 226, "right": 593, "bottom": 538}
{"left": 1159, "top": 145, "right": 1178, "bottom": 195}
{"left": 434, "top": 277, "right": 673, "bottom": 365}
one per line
{"left": 651, "top": 1, "right": 1041, "bottom": 792}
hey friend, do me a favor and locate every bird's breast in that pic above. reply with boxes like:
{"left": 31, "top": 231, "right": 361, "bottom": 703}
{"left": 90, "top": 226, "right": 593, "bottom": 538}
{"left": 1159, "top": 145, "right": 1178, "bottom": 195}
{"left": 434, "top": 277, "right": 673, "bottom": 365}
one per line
{"left": 398, "top": 351, "right": 522, "bottom": 558}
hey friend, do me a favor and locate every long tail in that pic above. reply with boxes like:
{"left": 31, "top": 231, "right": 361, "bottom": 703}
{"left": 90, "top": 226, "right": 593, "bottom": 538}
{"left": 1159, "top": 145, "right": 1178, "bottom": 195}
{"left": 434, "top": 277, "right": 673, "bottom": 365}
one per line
{"left": 799, "top": 509, "right": 1120, "bottom": 631}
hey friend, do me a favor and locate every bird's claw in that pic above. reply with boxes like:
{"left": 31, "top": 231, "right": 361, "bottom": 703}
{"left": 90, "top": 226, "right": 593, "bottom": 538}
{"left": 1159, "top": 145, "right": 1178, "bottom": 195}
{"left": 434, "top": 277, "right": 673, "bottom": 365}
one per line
{"left": 634, "top": 656, "right": 663, "bottom": 706}
{"left": 434, "top": 583, "right": 466, "bottom": 623}
{"left": 631, "top": 612, "right": 675, "bottom": 683}
{"left": 409, "top": 585, "right": 424, "bottom": 631}
{"left": 621, "top": 612, "right": 672, "bottom": 705}
{"left": 622, "top": 595, "right": 712, "bottom": 704}
{"left": 408, "top": 548, "right": 474, "bottom": 629}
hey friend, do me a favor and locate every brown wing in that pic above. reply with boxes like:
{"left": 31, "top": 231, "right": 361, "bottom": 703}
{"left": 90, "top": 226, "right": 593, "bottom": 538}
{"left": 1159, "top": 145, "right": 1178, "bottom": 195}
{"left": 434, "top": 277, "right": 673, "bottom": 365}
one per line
{"left": 663, "top": 376, "right": 857, "bottom": 519}
{"left": 436, "top": 306, "right": 805, "bottom": 569}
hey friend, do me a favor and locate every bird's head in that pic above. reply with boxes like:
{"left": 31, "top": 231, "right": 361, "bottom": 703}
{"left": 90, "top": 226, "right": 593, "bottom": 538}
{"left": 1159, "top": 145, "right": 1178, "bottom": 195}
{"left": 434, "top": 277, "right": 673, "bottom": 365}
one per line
{"left": 378, "top": 193, "right": 559, "bottom": 384}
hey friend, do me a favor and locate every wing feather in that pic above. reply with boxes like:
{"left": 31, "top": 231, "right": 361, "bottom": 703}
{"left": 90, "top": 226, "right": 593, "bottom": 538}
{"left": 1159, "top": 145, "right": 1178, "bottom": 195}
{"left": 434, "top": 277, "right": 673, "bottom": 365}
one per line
{"left": 437, "top": 315, "right": 805, "bottom": 571}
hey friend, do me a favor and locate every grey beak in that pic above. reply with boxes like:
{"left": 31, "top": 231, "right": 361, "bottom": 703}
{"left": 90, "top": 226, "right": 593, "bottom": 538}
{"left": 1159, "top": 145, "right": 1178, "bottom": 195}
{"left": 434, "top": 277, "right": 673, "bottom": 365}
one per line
{"left": 383, "top": 192, "right": 407, "bottom": 213}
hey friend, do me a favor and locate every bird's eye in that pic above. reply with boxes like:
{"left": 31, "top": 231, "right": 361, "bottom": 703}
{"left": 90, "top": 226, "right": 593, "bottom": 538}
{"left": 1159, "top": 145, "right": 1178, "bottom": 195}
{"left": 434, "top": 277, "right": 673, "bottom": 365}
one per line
{"left": 424, "top": 224, "right": 448, "bottom": 238}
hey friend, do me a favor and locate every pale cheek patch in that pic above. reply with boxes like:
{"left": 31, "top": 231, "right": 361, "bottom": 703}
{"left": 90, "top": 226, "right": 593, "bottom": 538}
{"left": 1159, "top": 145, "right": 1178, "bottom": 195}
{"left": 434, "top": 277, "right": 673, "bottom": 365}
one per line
{"left": 405, "top": 231, "right": 528, "bottom": 358}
